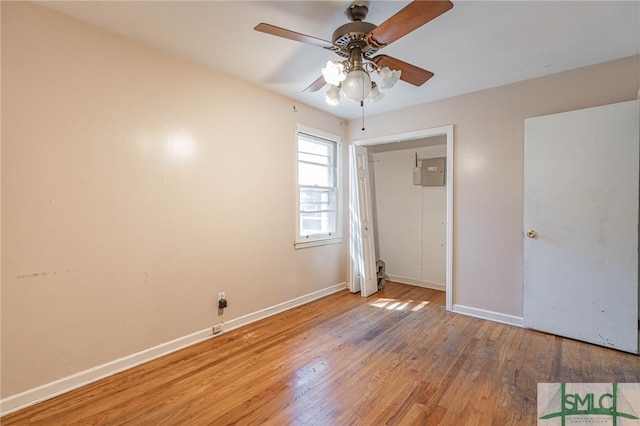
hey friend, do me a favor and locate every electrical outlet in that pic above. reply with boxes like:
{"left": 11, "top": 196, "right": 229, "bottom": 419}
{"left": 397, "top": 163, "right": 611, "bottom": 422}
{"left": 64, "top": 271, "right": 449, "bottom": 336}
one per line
{"left": 212, "top": 324, "right": 223, "bottom": 334}
{"left": 217, "top": 291, "right": 228, "bottom": 310}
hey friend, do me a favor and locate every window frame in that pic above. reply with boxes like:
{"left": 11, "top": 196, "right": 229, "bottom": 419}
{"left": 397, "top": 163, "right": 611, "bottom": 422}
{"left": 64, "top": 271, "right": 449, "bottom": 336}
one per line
{"left": 294, "top": 124, "right": 343, "bottom": 249}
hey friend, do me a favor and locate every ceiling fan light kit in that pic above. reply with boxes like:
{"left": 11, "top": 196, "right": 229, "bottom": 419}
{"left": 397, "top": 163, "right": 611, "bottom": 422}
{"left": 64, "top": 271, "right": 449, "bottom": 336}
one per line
{"left": 321, "top": 56, "right": 400, "bottom": 105}
{"left": 255, "top": 0, "right": 453, "bottom": 107}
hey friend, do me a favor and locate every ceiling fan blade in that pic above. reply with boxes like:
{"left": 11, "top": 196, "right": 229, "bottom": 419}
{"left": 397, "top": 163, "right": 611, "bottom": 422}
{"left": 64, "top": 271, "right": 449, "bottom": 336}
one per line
{"left": 366, "top": 1, "right": 453, "bottom": 48}
{"left": 254, "top": 23, "right": 334, "bottom": 49}
{"left": 303, "top": 76, "right": 327, "bottom": 93}
{"left": 372, "top": 55, "right": 434, "bottom": 86}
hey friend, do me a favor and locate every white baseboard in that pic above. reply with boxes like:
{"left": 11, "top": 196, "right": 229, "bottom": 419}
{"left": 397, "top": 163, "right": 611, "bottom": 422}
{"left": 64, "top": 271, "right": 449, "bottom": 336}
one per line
{"left": 452, "top": 304, "right": 524, "bottom": 328}
{"left": 0, "top": 328, "right": 214, "bottom": 416}
{"left": 222, "top": 282, "right": 347, "bottom": 333}
{"left": 0, "top": 282, "right": 347, "bottom": 416}
{"left": 386, "top": 275, "right": 446, "bottom": 292}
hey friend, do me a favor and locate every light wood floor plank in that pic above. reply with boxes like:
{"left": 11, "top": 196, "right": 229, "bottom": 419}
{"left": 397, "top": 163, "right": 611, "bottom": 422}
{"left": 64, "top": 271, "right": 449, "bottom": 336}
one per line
{"left": 2, "top": 282, "right": 639, "bottom": 425}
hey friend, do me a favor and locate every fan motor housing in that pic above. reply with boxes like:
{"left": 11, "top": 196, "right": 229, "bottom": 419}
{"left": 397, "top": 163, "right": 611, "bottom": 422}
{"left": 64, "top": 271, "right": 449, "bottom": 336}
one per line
{"left": 332, "top": 21, "right": 378, "bottom": 59}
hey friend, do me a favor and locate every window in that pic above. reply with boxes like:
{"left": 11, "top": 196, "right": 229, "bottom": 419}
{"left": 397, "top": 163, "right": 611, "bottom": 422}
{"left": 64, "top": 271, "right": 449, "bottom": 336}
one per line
{"left": 295, "top": 126, "right": 342, "bottom": 248}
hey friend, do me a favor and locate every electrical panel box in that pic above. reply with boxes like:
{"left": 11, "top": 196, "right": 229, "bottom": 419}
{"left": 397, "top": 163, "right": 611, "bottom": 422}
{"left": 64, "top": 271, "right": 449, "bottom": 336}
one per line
{"left": 419, "top": 157, "right": 446, "bottom": 186}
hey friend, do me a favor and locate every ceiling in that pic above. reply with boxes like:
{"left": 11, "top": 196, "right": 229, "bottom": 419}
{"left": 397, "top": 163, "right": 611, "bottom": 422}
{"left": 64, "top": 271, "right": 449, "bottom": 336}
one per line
{"left": 38, "top": 1, "right": 640, "bottom": 120}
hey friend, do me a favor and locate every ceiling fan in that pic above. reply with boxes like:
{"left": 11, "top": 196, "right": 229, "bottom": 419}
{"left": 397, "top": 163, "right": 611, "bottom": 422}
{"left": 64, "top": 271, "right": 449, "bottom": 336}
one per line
{"left": 254, "top": 1, "right": 453, "bottom": 105}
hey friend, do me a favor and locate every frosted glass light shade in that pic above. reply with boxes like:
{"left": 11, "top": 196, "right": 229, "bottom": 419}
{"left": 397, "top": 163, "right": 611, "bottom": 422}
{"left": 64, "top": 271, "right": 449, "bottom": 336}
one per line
{"left": 342, "top": 69, "right": 371, "bottom": 102}
{"left": 324, "top": 85, "right": 341, "bottom": 105}
{"left": 321, "top": 61, "right": 346, "bottom": 86}
{"left": 378, "top": 66, "right": 401, "bottom": 89}
{"left": 365, "top": 82, "right": 384, "bottom": 103}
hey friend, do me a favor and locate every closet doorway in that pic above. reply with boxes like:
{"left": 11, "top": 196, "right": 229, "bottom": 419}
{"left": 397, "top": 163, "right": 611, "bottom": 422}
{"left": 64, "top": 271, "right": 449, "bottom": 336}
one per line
{"left": 350, "top": 125, "right": 454, "bottom": 310}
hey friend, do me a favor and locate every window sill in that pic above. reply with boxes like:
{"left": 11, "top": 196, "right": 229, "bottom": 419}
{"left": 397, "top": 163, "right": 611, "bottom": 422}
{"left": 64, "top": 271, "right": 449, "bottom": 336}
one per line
{"left": 294, "top": 236, "right": 343, "bottom": 250}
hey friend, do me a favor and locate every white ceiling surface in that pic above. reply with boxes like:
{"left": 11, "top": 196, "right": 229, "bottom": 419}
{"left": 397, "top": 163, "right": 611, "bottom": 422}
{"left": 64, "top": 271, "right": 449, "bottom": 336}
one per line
{"left": 38, "top": 1, "right": 640, "bottom": 120}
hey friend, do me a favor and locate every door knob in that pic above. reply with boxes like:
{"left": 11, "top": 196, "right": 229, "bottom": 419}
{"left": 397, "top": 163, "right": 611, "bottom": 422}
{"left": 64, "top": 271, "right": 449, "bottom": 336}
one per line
{"left": 526, "top": 230, "right": 537, "bottom": 238}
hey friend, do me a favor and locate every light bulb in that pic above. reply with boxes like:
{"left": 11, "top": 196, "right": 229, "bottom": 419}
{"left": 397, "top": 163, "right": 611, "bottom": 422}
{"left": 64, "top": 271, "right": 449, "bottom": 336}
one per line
{"left": 342, "top": 69, "right": 371, "bottom": 102}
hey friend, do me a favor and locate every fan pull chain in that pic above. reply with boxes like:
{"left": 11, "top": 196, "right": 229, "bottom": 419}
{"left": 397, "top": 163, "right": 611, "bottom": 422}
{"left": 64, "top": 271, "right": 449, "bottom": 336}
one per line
{"left": 360, "top": 72, "right": 366, "bottom": 131}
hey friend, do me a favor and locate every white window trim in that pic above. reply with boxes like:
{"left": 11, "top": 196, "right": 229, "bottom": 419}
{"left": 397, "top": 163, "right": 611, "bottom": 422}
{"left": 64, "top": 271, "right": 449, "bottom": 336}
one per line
{"left": 294, "top": 124, "right": 343, "bottom": 249}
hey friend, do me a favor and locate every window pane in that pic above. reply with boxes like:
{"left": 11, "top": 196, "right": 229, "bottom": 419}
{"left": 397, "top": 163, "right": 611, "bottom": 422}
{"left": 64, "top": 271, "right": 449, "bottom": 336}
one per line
{"left": 299, "top": 139, "right": 332, "bottom": 166}
{"left": 299, "top": 151, "right": 330, "bottom": 164}
{"left": 300, "top": 211, "right": 335, "bottom": 237}
{"left": 298, "top": 162, "right": 333, "bottom": 187}
{"left": 300, "top": 188, "right": 335, "bottom": 211}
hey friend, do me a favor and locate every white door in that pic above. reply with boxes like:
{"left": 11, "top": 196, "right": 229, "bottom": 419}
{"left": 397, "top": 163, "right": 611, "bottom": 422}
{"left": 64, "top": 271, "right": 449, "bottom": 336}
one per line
{"left": 524, "top": 100, "right": 639, "bottom": 353}
{"left": 350, "top": 145, "right": 378, "bottom": 297}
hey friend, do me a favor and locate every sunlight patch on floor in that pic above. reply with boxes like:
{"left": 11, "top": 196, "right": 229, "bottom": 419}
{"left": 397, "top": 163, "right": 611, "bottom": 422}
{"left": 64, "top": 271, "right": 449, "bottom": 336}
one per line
{"left": 411, "top": 301, "right": 430, "bottom": 311}
{"left": 369, "top": 298, "right": 430, "bottom": 311}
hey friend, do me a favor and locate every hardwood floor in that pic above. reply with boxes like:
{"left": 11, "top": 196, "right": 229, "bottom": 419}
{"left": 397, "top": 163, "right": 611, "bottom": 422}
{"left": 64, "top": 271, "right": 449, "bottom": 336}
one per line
{"left": 3, "top": 282, "right": 639, "bottom": 425}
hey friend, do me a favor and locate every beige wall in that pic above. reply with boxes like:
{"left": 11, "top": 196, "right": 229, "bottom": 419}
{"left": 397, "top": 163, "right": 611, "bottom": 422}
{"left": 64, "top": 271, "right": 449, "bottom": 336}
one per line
{"left": 1, "top": 2, "right": 347, "bottom": 397}
{"left": 350, "top": 55, "right": 640, "bottom": 317}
